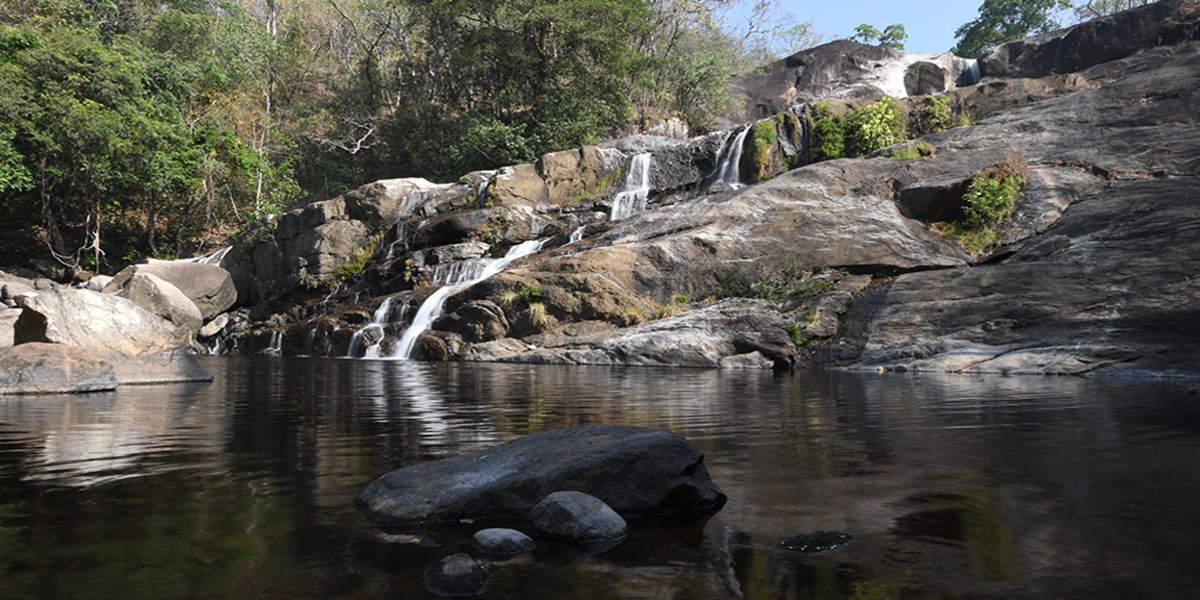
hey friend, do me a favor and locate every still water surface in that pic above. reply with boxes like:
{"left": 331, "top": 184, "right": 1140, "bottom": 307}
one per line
{"left": 1, "top": 357, "right": 1198, "bottom": 599}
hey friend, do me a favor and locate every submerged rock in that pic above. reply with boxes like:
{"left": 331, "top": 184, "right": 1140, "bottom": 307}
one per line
{"left": 355, "top": 425, "right": 726, "bottom": 527}
{"left": 424, "top": 554, "right": 489, "bottom": 598}
{"left": 471, "top": 528, "right": 535, "bottom": 558}
{"left": 779, "top": 531, "right": 854, "bottom": 553}
{"left": 531, "top": 491, "right": 627, "bottom": 544}
{"left": 0, "top": 343, "right": 118, "bottom": 395}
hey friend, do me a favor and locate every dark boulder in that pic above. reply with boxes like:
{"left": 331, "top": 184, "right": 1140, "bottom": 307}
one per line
{"left": 355, "top": 425, "right": 726, "bottom": 527}
{"left": 531, "top": 491, "right": 627, "bottom": 544}
{"left": 471, "top": 528, "right": 535, "bottom": 558}
{"left": 423, "top": 554, "right": 489, "bottom": 598}
{"left": 904, "top": 61, "right": 949, "bottom": 96}
{"left": 727, "top": 40, "right": 902, "bottom": 122}
{"left": 980, "top": 0, "right": 1200, "bottom": 79}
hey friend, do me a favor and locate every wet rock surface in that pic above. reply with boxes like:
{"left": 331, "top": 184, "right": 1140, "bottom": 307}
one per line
{"left": 423, "top": 553, "right": 489, "bottom": 598}
{"left": 355, "top": 425, "right": 726, "bottom": 527}
{"left": 471, "top": 528, "right": 535, "bottom": 558}
{"left": 779, "top": 531, "right": 854, "bottom": 553}
{"left": 531, "top": 491, "right": 628, "bottom": 544}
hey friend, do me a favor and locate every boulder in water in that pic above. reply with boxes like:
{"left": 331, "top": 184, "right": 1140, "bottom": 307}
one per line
{"left": 423, "top": 553, "right": 489, "bottom": 598}
{"left": 471, "top": 528, "right": 535, "bottom": 558}
{"left": 356, "top": 425, "right": 726, "bottom": 527}
{"left": 13, "top": 287, "right": 211, "bottom": 384}
{"left": 531, "top": 491, "right": 627, "bottom": 544}
{"left": 0, "top": 343, "right": 118, "bottom": 395}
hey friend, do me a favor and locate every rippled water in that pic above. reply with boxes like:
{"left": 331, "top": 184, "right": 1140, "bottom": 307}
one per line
{"left": 1, "top": 358, "right": 1198, "bottom": 599}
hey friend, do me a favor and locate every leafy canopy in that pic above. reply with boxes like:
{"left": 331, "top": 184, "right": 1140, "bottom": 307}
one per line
{"left": 952, "top": 0, "right": 1071, "bottom": 58}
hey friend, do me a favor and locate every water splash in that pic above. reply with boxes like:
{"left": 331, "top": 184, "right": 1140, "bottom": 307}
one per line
{"left": 569, "top": 225, "right": 588, "bottom": 244}
{"left": 347, "top": 296, "right": 396, "bottom": 357}
{"left": 392, "top": 239, "right": 548, "bottom": 359}
{"left": 712, "top": 127, "right": 749, "bottom": 190}
{"left": 266, "top": 330, "right": 283, "bottom": 355}
{"left": 611, "top": 153, "right": 652, "bottom": 220}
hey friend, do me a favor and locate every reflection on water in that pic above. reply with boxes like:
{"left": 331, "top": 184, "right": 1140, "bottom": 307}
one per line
{"left": 1, "top": 358, "right": 1198, "bottom": 599}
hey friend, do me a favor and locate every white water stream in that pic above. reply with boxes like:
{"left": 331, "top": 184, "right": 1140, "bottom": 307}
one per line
{"left": 610, "top": 153, "right": 652, "bottom": 220}
{"left": 713, "top": 127, "right": 749, "bottom": 190}
{"left": 392, "top": 239, "right": 548, "bottom": 359}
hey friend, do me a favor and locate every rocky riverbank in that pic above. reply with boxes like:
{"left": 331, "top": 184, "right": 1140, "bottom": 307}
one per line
{"left": 3, "top": 1, "right": 1198, "bottom": 381}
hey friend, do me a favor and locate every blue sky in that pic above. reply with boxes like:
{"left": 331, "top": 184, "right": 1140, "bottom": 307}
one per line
{"left": 749, "top": 1, "right": 988, "bottom": 54}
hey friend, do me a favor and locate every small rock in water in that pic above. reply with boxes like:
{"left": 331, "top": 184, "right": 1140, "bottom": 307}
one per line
{"left": 779, "top": 531, "right": 854, "bottom": 553}
{"left": 531, "top": 490, "right": 627, "bottom": 544}
{"left": 471, "top": 527, "right": 535, "bottom": 558}
{"left": 424, "top": 553, "right": 489, "bottom": 598}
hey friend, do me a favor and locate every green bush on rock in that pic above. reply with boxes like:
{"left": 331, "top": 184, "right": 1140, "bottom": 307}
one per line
{"left": 938, "top": 169, "right": 1025, "bottom": 255}
{"left": 845, "top": 96, "right": 906, "bottom": 157}
{"left": 808, "top": 102, "right": 846, "bottom": 161}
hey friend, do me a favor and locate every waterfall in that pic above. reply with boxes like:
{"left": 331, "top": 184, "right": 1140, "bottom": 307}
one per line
{"left": 712, "top": 126, "right": 749, "bottom": 190}
{"left": 392, "top": 238, "right": 548, "bottom": 359}
{"left": 347, "top": 296, "right": 397, "bottom": 357}
{"left": 963, "top": 59, "right": 982, "bottom": 86}
{"left": 610, "top": 153, "right": 652, "bottom": 220}
{"left": 569, "top": 225, "right": 587, "bottom": 244}
{"left": 266, "top": 330, "right": 283, "bottom": 354}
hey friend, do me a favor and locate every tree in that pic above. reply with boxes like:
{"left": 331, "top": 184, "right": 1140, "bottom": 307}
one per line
{"left": 1074, "top": 0, "right": 1151, "bottom": 20}
{"left": 952, "top": 0, "right": 1071, "bottom": 58}
{"left": 853, "top": 23, "right": 908, "bottom": 50}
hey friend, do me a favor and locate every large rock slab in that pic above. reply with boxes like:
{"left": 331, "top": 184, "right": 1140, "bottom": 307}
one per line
{"left": 0, "top": 308, "right": 16, "bottom": 350}
{"left": 115, "top": 272, "right": 203, "bottom": 340}
{"left": 466, "top": 299, "right": 795, "bottom": 369}
{"left": 356, "top": 425, "right": 726, "bottom": 527}
{"left": 856, "top": 178, "right": 1200, "bottom": 377}
{"left": 980, "top": 0, "right": 1200, "bottom": 79}
{"left": 0, "top": 343, "right": 118, "bottom": 395}
{"left": 14, "top": 288, "right": 211, "bottom": 384}
{"left": 105, "top": 261, "right": 235, "bottom": 321}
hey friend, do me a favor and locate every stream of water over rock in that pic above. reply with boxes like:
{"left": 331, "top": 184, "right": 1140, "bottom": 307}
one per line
{"left": 1, "top": 358, "right": 1198, "bottom": 599}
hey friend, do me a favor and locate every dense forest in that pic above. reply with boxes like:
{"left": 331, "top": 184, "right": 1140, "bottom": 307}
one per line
{"left": 0, "top": 0, "right": 1147, "bottom": 272}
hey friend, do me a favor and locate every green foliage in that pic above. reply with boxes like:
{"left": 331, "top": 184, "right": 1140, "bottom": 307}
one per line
{"left": 517, "top": 283, "right": 543, "bottom": 303}
{"left": 940, "top": 170, "right": 1025, "bottom": 255}
{"left": 785, "top": 322, "right": 807, "bottom": 346}
{"left": 853, "top": 23, "right": 908, "bottom": 50}
{"left": 952, "top": 0, "right": 1071, "bottom": 58}
{"left": 335, "top": 233, "right": 382, "bottom": 281}
{"left": 1075, "top": 0, "right": 1151, "bottom": 20}
{"left": 743, "top": 119, "right": 778, "bottom": 183}
{"left": 961, "top": 171, "right": 1024, "bottom": 230}
{"left": 914, "top": 94, "right": 954, "bottom": 136}
{"left": 808, "top": 102, "right": 845, "bottom": 161}
{"left": 890, "top": 142, "right": 937, "bottom": 159}
{"left": 844, "top": 97, "right": 906, "bottom": 157}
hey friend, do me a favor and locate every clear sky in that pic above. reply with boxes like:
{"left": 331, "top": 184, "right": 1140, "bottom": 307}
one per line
{"left": 755, "top": 1, "right": 988, "bottom": 54}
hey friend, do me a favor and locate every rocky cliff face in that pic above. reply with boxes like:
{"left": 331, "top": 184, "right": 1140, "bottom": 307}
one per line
{"left": 207, "top": 0, "right": 1200, "bottom": 378}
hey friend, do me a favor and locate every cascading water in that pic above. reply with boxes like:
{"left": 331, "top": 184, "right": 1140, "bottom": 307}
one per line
{"left": 712, "top": 126, "right": 749, "bottom": 190}
{"left": 610, "top": 153, "right": 652, "bottom": 220}
{"left": 346, "top": 296, "right": 400, "bottom": 358}
{"left": 569, "top": 225, "right": 588, "bottom": 244}
{"left": 392, "top": 239, "right": 548, "bottom": 359}
{"left": 266, "top": 330, "right": 283, "bottom": 354}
